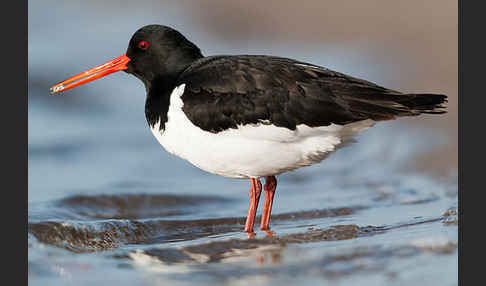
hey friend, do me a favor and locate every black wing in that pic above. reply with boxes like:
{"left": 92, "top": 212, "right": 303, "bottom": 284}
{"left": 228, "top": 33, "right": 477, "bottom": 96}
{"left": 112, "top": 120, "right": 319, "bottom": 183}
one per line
{"left": 177, "top": 55, "right": 447, "bottom": 133}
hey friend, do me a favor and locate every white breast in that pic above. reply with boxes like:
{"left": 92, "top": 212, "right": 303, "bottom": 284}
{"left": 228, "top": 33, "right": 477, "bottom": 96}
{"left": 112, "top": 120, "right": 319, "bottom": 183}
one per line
{"left": 150, "top": 84, "right": 375, "bottom": 179}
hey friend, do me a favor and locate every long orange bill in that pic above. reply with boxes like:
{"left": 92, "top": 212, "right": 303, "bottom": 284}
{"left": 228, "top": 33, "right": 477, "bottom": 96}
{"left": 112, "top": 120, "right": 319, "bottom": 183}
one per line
{"left": 50, "top": 54, "right": 131, "bottom": 95}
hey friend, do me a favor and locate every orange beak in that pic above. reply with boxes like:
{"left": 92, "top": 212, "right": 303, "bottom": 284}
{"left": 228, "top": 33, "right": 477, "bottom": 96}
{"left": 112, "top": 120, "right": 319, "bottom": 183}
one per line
{"left": 50, "top": 54, "right": 131, "bottom": 95}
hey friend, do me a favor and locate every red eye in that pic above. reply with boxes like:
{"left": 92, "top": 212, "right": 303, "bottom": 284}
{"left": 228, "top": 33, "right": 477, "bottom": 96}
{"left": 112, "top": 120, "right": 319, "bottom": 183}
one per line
{"left": 138, "top": 41, "right": 149, "bottom": 50}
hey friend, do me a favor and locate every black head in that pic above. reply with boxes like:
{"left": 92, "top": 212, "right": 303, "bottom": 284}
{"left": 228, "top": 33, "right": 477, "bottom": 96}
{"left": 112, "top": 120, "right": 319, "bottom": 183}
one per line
{"left": 125, "top": 25, "right": 203, "bottom": 87}
{"left": 50, "top": 25, "right": 203, "bottom": 96}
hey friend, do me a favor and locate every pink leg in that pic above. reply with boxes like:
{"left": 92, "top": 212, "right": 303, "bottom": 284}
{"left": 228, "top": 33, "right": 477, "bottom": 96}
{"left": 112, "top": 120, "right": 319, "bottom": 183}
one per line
{"left": 260, "top": 176, "right": 277, "bottom": 231}
{"left": 244, "top": 178, "right": 262, "bottom": 234}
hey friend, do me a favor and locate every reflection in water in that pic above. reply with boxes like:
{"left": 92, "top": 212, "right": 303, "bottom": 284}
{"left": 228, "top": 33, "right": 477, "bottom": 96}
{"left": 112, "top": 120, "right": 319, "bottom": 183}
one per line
{"left": 120, "top": 224, "right": 456, "bottom": 283}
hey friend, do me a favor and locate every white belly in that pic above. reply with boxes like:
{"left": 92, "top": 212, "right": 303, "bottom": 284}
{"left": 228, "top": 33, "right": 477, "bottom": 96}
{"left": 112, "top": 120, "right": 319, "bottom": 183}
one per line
{"left": 150, "top": 84, "right": 375, "bottom": 179}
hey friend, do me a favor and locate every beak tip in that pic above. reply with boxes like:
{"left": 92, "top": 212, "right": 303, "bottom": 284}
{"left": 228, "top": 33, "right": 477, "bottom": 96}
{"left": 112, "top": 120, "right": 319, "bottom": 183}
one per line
{"left": 49, "top": 85, "right": 64, "bottom": 96}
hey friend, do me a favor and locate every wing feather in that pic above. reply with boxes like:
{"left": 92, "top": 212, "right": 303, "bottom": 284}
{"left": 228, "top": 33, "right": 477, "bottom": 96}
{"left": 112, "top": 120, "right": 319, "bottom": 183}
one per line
{"left": 176, "top": 55, "right": 446, "bottom": 133}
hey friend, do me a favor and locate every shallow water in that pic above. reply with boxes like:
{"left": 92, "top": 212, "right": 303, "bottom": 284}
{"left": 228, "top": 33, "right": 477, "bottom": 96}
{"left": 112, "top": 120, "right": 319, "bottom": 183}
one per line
{"left": 28, "top": 88, "right": 457, "bottom": 285}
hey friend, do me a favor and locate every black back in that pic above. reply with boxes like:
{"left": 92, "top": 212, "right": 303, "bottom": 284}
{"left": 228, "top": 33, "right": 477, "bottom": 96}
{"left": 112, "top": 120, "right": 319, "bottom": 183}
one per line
{"left": 176, "top": 55, "right": 446, "bottom": 133}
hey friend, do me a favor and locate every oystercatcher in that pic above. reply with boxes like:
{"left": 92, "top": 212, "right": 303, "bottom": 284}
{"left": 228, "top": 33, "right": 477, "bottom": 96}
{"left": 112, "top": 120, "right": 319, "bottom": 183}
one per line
{"left": 50, "top": 25, "right": 447, "bottom": 235}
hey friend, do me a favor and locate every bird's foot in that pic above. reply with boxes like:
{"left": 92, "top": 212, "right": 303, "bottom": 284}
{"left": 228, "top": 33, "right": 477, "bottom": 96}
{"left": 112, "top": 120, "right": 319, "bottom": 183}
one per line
{"left": 264, "top": 230, "right": 275, "bottom": 237}
{"left": 246, "top": 231, "right": 257, "bottom": 239}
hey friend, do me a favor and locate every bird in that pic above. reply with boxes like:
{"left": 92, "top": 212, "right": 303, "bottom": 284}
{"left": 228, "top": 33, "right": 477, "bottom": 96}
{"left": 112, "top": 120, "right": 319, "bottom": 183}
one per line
{"left": 50, "top": 24, "right": 447, "bottom": 235}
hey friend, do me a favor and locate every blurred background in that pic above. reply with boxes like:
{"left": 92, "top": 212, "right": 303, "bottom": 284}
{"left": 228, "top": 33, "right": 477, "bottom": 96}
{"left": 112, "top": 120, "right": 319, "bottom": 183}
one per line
{"left": 29, "top": 1, "right": 457, "bottom": 201}
{"left": 28, "top": 1, "right": 457, "bottom": 285}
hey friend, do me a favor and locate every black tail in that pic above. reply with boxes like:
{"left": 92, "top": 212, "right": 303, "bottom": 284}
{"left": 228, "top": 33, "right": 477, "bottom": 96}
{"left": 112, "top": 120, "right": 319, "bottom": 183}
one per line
{"left": 396, "top": 93, "right": 448, "bottom": 115}
{"left": 344, "top": 92, "right": 448, "bottom": 122}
